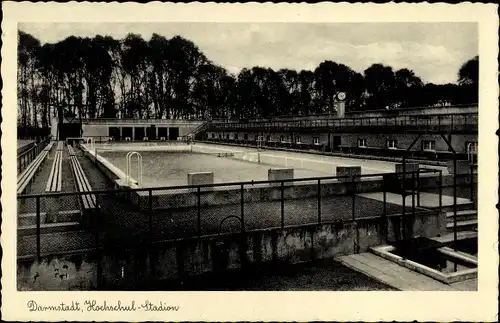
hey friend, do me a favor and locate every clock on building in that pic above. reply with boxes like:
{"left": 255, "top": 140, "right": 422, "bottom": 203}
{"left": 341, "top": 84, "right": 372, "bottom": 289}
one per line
{"left": 337, "top": 92, "right": 346, "bottom": 101}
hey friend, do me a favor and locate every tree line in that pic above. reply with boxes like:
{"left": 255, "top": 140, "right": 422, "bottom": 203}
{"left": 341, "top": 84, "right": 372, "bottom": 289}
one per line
{"left": 18, "top": 30, "right": 479, "bottom": 131}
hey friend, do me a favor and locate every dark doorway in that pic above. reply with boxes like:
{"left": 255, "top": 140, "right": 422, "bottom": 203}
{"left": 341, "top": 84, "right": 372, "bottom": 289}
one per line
{"left": 333, "top": 136, "right": 342, "bottom": 151}
{"left": 134, "top": 127, "right": 145, "bottom": 140}
{"left": 158, "top": 127, "right": 168, "bottom": 140}
{"left": 122, "top": 127, "right": 132, "bottom": 140}
{"left": 58, "top": 122, "right": 81, "bottom": 141}
{"left": 146, "top": 125, "right": 157, "bottom": 140}
{"left": 109, "top": 127, "right": 120, "bottom": 141}
{"left": 169, "top": 127, "right": 179, "bottom": 141}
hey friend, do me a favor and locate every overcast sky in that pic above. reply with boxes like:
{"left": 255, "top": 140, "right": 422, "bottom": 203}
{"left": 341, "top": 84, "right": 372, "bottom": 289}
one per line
{"left": 19, "top": 22, "right": 478, "bottom": 84}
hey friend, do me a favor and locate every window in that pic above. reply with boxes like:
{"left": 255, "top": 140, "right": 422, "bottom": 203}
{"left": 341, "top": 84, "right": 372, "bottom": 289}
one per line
{"left": 244, "top": 133, "right": 248, "bottom": 140}
{"left": 422, "top": 140, "right": 436, "bottom": 151}
{"left": 225, "top": 134, "right": 229, "bottom": 139}
{"left": 219, "top": 134, "right": 222, "bottom": 139}
{"left": 266, "top": 135, "right": 271, "bottom": 142}
{"left": 387, "top": 139, "right": 397, "bottom": 149}
{"left": 254, "top": 135, "right": 259, "bottom": 141}
{"left": 211, "top": 133, "right": 215, "bottom": 139}
{"left": 295, "top": 136, "right": 302, "bottom": 144}
{"left": 357, "top": 139, "right": 367, "bottom": 148}
{"left": 234, "top": 133, "right": 238, "bottom": 140}
{"left": 280, "top": 135, "right": 286, "bottom": 143}
{"left": 313, "top": 137, "right": 320, "bottom": 145}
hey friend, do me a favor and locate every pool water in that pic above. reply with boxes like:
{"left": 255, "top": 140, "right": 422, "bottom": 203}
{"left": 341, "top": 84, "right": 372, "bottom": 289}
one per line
{"left": 99, "top": 151, "right": 334, "bottom": 187}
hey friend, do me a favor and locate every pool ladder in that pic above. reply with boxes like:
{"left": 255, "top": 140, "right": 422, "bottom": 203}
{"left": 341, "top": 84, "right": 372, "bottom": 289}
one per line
{"left": 126, "top": 151, "right": 143, "bottom": 186}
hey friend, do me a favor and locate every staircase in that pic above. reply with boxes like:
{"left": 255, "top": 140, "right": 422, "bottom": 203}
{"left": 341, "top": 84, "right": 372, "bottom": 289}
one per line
{"left": 445, "top": 208, "right": 477, "bottom": 233}
{"left": 185, "top": 121, "right": 210, "bottom": 140}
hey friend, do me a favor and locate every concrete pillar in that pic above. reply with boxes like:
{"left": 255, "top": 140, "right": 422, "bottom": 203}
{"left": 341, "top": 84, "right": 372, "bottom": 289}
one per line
{"left": 119, "top": 127, "right": 123, "bottom": 140}
{"left": 336, "top": 166, "right": 361, "bottom": 182}
{"left": 188, "top": 172, "right": 214, "bottom": 192}
{"left": 132, "top": 127, "right": 135, "bottom": 141}
{"left": 144, "top": 127, "right": 147, "bottom": 140}
{"left": 155, "top": 126, "right": 158, "bottom": 140}
{"left": 268, "top": 168, "right": 294, "bottom": 187}
{"left": 335, "top": 101, "right": 346, "bottom": 118}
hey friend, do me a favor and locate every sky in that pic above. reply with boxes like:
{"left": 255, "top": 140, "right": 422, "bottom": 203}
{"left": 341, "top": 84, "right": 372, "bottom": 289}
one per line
{"left": 19, "top": 22, "right": 478, "bottom": 84}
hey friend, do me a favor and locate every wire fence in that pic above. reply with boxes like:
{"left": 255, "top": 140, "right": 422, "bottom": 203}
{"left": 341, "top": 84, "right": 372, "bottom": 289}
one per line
{"left": 15, "top": 166, "right": 479, "bottom": 261}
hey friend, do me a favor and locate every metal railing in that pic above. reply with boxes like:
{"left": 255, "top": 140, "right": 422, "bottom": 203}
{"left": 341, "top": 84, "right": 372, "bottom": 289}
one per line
{"left": 208, "top": 113, "right": 478, "bottom": 133}
{"left": 16, "top": 168, "right": 473, "bottom": 261}
{"left": 17, "top": 137, "right": 51, "bottom": 174}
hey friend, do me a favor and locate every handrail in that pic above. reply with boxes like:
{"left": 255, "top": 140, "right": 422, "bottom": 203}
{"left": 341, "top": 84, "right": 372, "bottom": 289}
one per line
{"left": 18, "top": 168, "right": 441, "bottom": 199}
{"left": 126, "top": 151, "right": 143, "bottom": 186}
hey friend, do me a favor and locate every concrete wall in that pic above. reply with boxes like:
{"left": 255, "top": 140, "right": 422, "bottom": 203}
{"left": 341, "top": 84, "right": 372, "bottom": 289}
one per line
{"left": 82, "top": 124, "right": 110, "bottom": 138}
{"left": 17, "top": 208, "right": 443, "bottom": 290}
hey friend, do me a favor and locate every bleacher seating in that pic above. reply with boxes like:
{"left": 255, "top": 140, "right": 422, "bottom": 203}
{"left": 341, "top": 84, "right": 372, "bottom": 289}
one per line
{"left": 45, "top": 141, "right": 64, "bottom": 192}
{"left": 68, "top": 145, "right": 97, "bottom": 211}
{"left": 17, "top": 142, "right": 54, "bottom": 195}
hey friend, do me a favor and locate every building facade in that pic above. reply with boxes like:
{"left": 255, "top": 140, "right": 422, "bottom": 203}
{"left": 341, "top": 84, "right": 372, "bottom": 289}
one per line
{"left": 203, "top": 105, "right": 478, "bottom": 161}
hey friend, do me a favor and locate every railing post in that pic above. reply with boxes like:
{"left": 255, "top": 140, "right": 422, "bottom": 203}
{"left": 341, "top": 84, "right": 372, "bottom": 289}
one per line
{"left": 240, "top": 184, "right": 245, "bottom": 232}
{"left": 281, "top": 181, "right": 285, "bottom": 229}
{"left": 36, "top": 196, "right": 41, "bottom": 261}
{"left": 197, "top": 186, "right": 201, "bottom": 236}
{"left": 317, "top": 179, "right": 322, "bottom": 224}
{"left": 148, "top": 189, "right": 153, "bottom": 236}
{"left": 412, "top": 171, "right": 416, "bottom": 220}
{"left": 439, "top": 169, "right": 443, "bottom": 214}
{"left": 351, "top": 175, "right": 356, "bottom": 221}
{"left": 469, "top": 165, "right": 474, "bottom": 206}
{"left": 416, "top": 168, "right": 421, "bottom": 207}
{"left": 383, "top": 175, "right": 388, "bottom": 242}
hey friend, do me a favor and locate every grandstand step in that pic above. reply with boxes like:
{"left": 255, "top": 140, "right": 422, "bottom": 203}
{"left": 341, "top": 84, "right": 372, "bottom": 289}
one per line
{"left": 18, "top": 210, "right": 81, "bottom": 226}
{"left": 18, "top": 221, "right": 81, "bottom": 236}
{"left": 446, "top": 219, "right": 477, "bottom": 232}
{"left": 445, "top": 209, "right": 477, "bottom": 221}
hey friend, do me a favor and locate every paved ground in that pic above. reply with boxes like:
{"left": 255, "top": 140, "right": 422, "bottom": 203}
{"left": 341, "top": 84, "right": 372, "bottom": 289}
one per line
{"left": 148, "top": 258, "right": 396, "bottom": 291}
{"left": 337, "top": 252, "right": 476, "bottom": 291}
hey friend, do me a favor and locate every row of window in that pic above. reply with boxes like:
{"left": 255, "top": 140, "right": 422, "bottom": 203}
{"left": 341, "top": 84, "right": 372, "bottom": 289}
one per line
{"left": 209, "top": 133, "right": 476, "bottom": 152}
{"left": 356, "top": 139, "right": 435, "bottom": 151}
{"left": 210, "top": 133, "right": 322, "bottom": 145}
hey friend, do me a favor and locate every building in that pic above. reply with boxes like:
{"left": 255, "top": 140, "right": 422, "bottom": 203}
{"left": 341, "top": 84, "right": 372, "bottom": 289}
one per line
{"left": 203, "top": 104, "right": 478, "bottom": 161}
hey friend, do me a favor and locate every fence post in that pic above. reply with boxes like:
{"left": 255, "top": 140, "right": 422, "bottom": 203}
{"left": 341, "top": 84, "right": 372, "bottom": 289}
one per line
{"left": 281, "top": 181, "right": 285, "bottom": 229}
{"left": 317, "top": 179, "right": 322, "bottom": 224}
{"left": 469, "top": 165, "right": 474, "bottom": 205}
{"left": 240, "top": 184, "right": 245, "bottom": 232}
{"left": 439, "top": 170, "right": 443, "bottom": 215}
{"left": 383, "top": 175, "right": 388, "bottom": 242}
{"left": 197, "top": 186, "right": 201, "bottom": 236}
{"left": 416, "top": 168, "right": 421, "bottom": 207}
{"left": 148, "top": 189, "right": 153, "bottom": 236}
{"left": 351, "top": 175, "right": 356, "bottom": 221}
{"left": 36, "top": 196, "right": 41, "bottom": 261}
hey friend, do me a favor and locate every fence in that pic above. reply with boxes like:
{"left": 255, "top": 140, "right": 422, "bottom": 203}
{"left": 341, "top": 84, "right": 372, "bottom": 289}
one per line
{"left": 16, "top": 166, "right": 480, "bottom": 262}
{"left": 17, "top": 137, "right": 51, "bottom": 174}
{"left": 208, "top": 113, "right": 478, "bottom": 134}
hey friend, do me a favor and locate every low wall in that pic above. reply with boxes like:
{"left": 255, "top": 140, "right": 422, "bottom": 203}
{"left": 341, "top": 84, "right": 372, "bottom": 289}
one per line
{"left": 17, "top": 209, "right": 443, "bottom": 290}
{"left": 81, "top": 144, "right": 138, "bottom": 189}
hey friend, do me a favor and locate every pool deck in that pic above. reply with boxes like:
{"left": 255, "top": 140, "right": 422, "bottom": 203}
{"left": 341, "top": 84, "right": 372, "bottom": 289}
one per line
{"left": 337, "top": 252, "right": 477, "bottom": 291}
